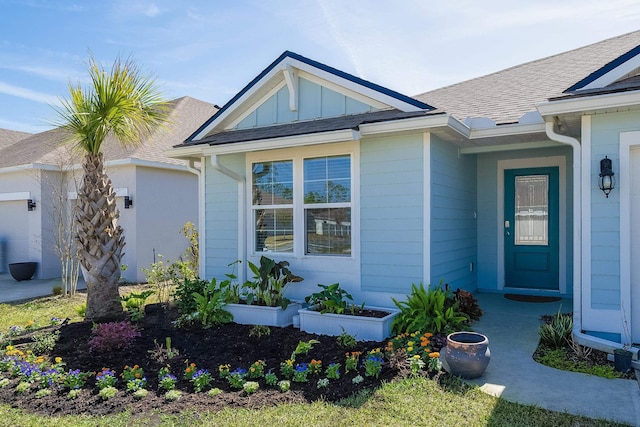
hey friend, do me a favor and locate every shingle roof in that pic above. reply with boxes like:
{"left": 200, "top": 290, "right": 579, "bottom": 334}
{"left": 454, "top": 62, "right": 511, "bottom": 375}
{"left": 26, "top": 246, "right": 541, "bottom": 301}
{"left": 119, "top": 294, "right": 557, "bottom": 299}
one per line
{"left": 0, "top": 96, "right": 217, "bottom": 169}
{"left": 186, "top": 109, "right": 440, "bottom": 147}
{"left": 414, "top": 30, "right": 640, "bottom": 124}
{"left": 0, "top": 128, "right": 31, "bottom": 150}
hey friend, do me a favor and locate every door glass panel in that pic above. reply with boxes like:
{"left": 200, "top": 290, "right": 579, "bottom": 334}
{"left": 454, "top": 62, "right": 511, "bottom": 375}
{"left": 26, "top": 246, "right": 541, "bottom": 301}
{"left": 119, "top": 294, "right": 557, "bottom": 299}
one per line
{"left": 514, "top": 175, "right": 548, "bottom": 245}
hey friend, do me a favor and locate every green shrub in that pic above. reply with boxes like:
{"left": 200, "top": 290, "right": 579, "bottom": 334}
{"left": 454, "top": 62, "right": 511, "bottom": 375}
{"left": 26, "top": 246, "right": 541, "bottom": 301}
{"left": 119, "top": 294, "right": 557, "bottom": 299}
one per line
{"left": 538, "top": 309, "right": 572, "bottom": 348}
{"left": 392, "top": 282, "right": 469, "bottom": 335}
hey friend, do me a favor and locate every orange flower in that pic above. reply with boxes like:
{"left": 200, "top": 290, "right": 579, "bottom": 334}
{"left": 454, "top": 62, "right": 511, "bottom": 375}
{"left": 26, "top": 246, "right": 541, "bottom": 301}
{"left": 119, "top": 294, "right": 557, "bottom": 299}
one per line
{"left": 428, "top": 352, "right": 440, "bottom": 359}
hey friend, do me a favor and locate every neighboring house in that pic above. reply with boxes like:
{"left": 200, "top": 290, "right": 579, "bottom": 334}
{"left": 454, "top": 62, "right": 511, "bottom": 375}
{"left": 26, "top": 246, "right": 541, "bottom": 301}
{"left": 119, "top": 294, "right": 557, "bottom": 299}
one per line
{"left": 167, "top": 31, "right": 640, "bottom": 355}
{"left": 0, "top": 96, "right": 217, "bottom": 282}
{"left": 0, "top": 129, "right": 31, "bottom": 150}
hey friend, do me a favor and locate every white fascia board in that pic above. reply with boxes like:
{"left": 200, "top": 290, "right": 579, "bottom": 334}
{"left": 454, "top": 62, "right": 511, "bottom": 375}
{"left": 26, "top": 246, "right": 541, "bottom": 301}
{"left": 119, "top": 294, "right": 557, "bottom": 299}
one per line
{"left": 460, "top": 140, "right": 565, "bottom": 154}
{"left": 167, "top": 129, "right": 360, "bottom": 158}
{"left": 0, "top": 163, "right": 62, "bottom": 175}
{"left": 296, "top": 69, "right": 388, "bottom": 110}
{"left": 581, "top": 56, "right": 640, "bottom": 91}
{"left": 0, "top": 191, "right": 30, "bottom": 202}
{"left": 359, "top": 114, "right": 469, "bottom": 138}
{"left": 469, "top": 122, "right": 546, "bottom": 139}
{"left": 289, "top": 58, "right": 422, "bottom": 112}
{"left": 192, "top": 64, "right": 287, "bottom": 140}
{"left": 104, "top": 158, "right": 190, "bottom": 172}
{"left": 537, "top": 91, "right": 640, "bottom": 116}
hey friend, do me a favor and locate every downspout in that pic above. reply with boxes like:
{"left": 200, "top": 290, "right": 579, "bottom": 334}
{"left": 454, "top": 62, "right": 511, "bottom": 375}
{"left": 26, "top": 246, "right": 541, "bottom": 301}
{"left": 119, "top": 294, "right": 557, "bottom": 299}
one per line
{"left": 185, "top": 160, "right": 206, "bottom": 280}
{"left": 211, "top": 154, "right": 246, "bottom": 283}
{"left": 544, "top": 120, "right": 588, "bottom": 343}
{"left": 545, "top": 119, "right": 632, "bottom": 354}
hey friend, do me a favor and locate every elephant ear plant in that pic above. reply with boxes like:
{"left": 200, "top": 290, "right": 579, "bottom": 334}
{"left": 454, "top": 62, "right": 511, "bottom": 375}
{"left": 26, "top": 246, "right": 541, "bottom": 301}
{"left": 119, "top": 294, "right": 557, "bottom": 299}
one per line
{"left": 243, "top": 256, "right": 303, "bottom": 309}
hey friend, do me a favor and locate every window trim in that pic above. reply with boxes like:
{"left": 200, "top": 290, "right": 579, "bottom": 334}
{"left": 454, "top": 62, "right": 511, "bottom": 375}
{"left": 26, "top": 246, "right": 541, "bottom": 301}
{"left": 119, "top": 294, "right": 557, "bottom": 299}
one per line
{"left": 246, "top": 141, "right": 359, "bottom": 259}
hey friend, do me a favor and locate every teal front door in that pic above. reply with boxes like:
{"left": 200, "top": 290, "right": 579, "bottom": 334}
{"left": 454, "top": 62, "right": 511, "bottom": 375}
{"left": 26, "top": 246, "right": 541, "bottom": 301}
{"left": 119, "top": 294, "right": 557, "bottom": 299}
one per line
{"left": 504, "top": 167, "right": 559, "bottom": 290}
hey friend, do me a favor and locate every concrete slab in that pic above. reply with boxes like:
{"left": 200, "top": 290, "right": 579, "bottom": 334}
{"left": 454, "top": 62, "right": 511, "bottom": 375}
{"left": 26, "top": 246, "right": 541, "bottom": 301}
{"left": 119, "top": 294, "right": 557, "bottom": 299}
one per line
{"left": 466, "top": 293, "right": 640, "bottom": 426}
{"left": 0, "top": 274, "right": 85, "bottom": 303}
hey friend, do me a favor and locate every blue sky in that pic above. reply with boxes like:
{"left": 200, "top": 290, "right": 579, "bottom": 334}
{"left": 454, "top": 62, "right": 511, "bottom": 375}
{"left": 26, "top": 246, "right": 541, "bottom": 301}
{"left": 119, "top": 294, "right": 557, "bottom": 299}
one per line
{"left": 1, "top": 0, "right": 639, "bottom": 133}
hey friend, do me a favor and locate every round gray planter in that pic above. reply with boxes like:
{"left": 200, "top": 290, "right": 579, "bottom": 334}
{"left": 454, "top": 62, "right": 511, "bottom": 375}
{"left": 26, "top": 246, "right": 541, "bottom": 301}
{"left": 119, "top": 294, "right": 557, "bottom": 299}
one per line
{"left": 443, "top": 331, "right": 491, "bottom": 379}
{"left": 8, "top": 262, "right": 37, "bottom": 281}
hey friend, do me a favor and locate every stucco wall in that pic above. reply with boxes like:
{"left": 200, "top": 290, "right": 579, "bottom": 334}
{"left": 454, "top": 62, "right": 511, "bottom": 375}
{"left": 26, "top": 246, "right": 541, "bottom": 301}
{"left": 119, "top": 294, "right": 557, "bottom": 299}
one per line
{"left": 132, "top": 166, "right": 198, "bottom": 283}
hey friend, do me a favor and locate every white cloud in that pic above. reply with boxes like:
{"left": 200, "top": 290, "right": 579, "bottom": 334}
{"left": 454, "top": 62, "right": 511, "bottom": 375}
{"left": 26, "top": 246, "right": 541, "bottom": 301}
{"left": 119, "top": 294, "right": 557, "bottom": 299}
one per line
{"left": 145, "top": 3, "right": 160, "bottom": 17}
{"left": 0, "top": 82, "right": 59, "bottom": 105}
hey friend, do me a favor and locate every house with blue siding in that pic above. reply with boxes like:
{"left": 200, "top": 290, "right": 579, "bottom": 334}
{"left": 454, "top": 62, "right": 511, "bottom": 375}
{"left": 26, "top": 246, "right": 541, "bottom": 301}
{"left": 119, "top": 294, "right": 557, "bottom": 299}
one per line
{"left": 168, "top": 30, "right": 640, "bottom": 359}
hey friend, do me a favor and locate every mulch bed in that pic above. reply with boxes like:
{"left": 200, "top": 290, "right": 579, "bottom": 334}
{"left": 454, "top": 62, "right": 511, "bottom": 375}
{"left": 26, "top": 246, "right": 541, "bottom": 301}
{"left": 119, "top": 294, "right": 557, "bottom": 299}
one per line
{"left": 0, "top": 304, "right": 419, "bottom": 417}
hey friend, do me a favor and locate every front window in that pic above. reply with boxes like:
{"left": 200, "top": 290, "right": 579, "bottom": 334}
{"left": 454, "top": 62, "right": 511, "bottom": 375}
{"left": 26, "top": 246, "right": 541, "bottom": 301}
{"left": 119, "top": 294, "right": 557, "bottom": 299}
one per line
{"left": 304, "top": 156, "right": 351, "bottom": 255}
{"left": 252, "top": 160, "right": 294, "bottom": 252}
{"left": 251, "top": 154, "right": 352, "bottom": 256}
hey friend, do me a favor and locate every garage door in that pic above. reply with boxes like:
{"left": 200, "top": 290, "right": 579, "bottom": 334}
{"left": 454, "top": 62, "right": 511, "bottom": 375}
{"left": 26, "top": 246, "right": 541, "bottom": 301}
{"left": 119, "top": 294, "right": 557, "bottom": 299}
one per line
{"left": 0, "top": 201, "right": 30, "bottom": 270}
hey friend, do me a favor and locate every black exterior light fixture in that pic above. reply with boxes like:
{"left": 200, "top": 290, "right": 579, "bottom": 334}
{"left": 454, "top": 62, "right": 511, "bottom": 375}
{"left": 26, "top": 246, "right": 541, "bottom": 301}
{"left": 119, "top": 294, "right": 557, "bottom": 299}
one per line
{"left": 27, "top": 199, "right": 36, "bottom": 211}
{"left": 599, "top": 156, "right": 615, "bottom": 198}
{"left": 124, "top": 195, "right": 133, "bottom": 209}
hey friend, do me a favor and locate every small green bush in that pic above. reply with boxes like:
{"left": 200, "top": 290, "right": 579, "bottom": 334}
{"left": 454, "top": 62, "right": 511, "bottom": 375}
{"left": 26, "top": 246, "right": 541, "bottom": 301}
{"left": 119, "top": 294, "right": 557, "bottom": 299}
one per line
{"left": 392, "top": 282, "right": 469, "bottom": 334}
{"left": 538, "top": 310, "right": 572, "bottom": 348}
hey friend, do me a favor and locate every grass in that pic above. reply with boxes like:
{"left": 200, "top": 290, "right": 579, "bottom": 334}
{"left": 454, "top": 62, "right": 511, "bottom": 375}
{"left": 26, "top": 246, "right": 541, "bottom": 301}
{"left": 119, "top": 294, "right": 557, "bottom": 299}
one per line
{"left": 537, "top": 347, "right": 624, "bottom": 379}
{"left": 0, "top": 293, "right": 631, "bottom": 427}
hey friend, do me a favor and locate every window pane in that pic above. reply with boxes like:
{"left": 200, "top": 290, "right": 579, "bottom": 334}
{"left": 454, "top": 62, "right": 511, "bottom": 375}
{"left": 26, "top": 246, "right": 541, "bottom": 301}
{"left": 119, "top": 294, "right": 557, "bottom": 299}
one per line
{"left": 304, "top": 155, "right": 350, "bottom": 204}
{"left": 514, "top": 175, "right": 548, "bottom": 245}
{"left": 305, "top": 208, "right": 351, "bottom": 255}
{"left": 255, "top": 208, "right": 294, "bottom": 252}
{"left": 252, "top": 161, "right": 293, "bottom": 205}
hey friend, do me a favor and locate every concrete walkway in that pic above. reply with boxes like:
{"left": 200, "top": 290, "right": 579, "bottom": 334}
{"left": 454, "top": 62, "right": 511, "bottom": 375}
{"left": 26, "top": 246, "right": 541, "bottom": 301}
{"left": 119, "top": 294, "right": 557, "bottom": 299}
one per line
{"left": 467, "top": 293, "right": 640, "bottom": 426}
{"left": 0, "top": 273, "right": 85, "bottom": 303}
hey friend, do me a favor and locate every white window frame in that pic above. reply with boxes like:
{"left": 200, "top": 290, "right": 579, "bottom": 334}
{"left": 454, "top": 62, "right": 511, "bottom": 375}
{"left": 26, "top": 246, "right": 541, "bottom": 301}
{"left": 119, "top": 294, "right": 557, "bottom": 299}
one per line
{"left": 246, "top": 141, "right": 359, "bottom": 259}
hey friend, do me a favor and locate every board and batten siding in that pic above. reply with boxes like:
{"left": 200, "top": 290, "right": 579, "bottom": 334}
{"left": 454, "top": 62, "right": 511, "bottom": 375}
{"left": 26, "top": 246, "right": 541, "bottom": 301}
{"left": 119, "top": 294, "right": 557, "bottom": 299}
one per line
{"left": 360, "top": 133, "right": 424, "bottom": 294}
{"left": 235, "top": 78, "right": 375, "bottom": 129}
{"left": 204, "top": 153, "right": 244, "bottom": 279}
{"left": 429, "top": 136, "right": 477, "bottom": 291}
{"left": 590, "top": 111, "right": 640, "bottom": 309}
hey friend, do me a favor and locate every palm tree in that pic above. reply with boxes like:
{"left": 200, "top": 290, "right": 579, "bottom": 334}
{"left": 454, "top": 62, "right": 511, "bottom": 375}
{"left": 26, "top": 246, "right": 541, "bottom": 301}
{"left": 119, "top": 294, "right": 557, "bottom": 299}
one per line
{"left": 54, "top": 56, "right": 170, "bottom": 320}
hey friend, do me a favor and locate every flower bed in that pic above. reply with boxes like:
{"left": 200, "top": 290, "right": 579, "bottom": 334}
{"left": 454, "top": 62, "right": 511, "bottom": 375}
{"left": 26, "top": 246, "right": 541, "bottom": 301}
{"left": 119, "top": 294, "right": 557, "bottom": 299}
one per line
{"left": 0, "top": 305, "right": 445, "bottom": 416}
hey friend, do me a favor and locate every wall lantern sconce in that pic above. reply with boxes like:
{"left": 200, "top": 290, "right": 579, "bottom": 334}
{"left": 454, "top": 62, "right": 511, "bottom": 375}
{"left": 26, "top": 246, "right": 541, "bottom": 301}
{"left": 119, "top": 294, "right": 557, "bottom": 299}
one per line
{"left": 124, "top": 196, "right": 133, "bottom": 209}
{"left": 599, "top": 156, "right": 615, "bottom": 198}
{"left": 27, "top": 199, "right": 36, "bottom": 211}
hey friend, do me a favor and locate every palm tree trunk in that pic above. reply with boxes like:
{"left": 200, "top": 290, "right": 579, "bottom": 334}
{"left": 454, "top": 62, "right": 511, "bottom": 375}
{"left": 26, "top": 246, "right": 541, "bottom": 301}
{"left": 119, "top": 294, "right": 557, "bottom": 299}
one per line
{"left": 76, "top": 152, "right": 125, "bottom": 320}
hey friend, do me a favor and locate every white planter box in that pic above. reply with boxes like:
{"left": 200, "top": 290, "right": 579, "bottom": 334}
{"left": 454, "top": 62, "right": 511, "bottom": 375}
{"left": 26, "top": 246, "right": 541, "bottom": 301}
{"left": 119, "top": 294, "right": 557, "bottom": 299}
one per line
{"left": 225, "top": 302, "right": 302, "bottom": 327}
{"left": 298, "top": 307, "right": 399, "bottom": 341}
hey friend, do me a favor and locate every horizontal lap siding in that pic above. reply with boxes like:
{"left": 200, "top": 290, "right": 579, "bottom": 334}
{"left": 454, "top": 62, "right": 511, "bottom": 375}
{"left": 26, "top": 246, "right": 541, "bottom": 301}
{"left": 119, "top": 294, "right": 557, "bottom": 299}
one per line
{"left": 591, "top": 112, "right": 640, "bottom": 309}
{"left": 360, "top": 134, "right": 423, "bottom": 294}
{"left": 429, "top": 136, "right": 477, "bottom": 291}
{"left": 204, "top": 153, "right": 244, "bottom": 279}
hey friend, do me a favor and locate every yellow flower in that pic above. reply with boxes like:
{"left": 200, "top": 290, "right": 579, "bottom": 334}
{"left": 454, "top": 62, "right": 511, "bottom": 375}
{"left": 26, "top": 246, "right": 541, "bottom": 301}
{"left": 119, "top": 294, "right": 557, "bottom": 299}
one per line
{"left": 55, "top": 357, "right": 62, "bottom": 364}
{"left": 407, "top": 346, "right": 414, "bottom": 352}
{"left": 412, "top": 355, "right": 421, "bottom": 360}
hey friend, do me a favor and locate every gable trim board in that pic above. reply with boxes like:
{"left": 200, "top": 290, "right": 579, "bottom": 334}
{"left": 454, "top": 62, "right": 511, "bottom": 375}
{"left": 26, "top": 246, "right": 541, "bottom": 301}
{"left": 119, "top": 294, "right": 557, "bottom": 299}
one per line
{"left": 188, "top": 51, "right": 434, "bottom": 141}
{"left": 0, "top": 192, "right": 31, "bottom": 202}
{"left": 566, "top": 44, "right": 640, "bottom": 92}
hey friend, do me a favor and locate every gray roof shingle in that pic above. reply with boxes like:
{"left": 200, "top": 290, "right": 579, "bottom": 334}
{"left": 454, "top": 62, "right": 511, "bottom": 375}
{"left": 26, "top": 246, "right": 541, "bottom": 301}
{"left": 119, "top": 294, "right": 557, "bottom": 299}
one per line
{"left": 0, "top": 128, "right": 31, "bottom": 150}
{"left": 414, "top": 30, "right": 640, "bottom": 124}
{"left": 0, "top": 96, "right": 217, "bottom": 169}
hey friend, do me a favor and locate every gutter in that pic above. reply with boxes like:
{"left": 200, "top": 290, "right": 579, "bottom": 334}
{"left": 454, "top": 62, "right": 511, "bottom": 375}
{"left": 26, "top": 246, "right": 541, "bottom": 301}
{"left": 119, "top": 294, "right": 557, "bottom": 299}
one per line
{"left": 544, "top": 120, "right": 639, "bottom": 361}
{"left": 210, "top": 155, "right": 246, "bottom": 283}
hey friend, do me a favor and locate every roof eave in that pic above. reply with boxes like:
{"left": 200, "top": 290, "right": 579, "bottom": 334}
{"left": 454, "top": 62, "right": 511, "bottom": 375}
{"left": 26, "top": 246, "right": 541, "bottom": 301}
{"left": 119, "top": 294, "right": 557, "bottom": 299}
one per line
{"left": 537, "top": 90, "right": 640, "bottom": 116}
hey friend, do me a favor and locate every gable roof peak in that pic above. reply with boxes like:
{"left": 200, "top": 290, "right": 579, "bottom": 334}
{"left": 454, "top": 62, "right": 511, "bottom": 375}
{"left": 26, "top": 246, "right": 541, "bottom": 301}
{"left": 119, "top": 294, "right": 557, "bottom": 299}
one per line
{"left": 187, "top": 50, "right": 433, "bottom": 142}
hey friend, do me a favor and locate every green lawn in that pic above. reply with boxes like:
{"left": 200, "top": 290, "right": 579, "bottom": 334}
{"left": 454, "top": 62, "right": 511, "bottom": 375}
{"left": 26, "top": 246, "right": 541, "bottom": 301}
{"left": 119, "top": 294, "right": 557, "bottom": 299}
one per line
{"left": 0, "top": 294, "right": 629, "bottom": 427}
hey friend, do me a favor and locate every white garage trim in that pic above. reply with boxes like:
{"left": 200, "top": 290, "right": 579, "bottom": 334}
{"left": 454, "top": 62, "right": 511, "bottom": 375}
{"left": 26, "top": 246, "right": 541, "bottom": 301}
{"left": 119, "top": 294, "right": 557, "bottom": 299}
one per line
{"left": 0, "top": 192, "right": 31, "bottom": 202}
